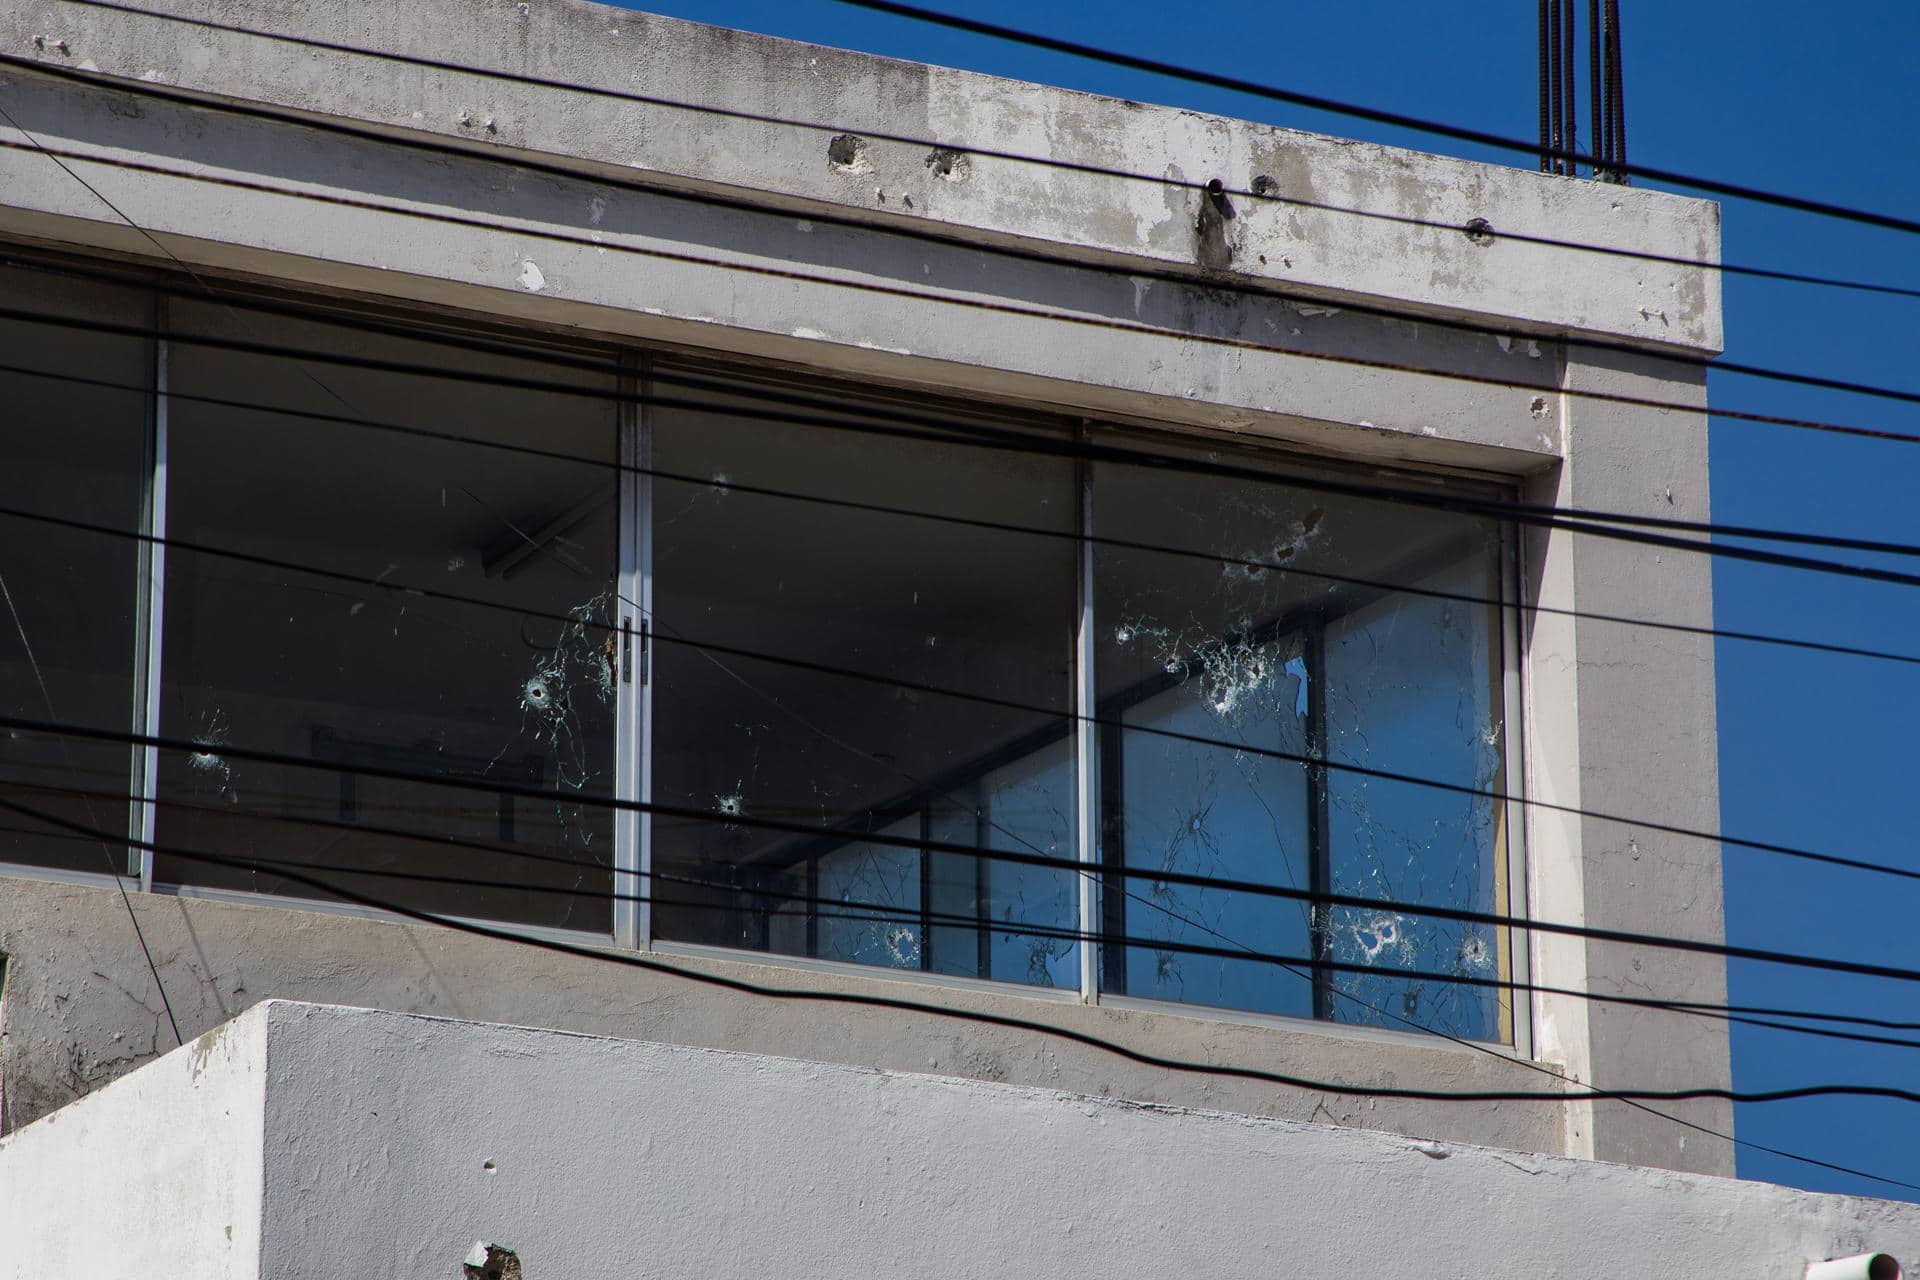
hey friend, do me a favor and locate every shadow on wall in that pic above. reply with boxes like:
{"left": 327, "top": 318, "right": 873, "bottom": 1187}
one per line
{"left": 0, "top": 948, "right": 9, "bottom": 1135}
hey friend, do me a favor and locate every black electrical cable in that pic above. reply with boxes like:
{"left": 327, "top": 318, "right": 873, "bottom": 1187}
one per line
{"left": 1538, "top": 0, "right": 1551, "bottom": 173}
{"left": 11, "top": 290, "right": 1920, "bottom": 585}
{"left": 823, "top": 0, "right": 1920, "bottom": 238}
{"left": 4, "top": 350, "right": 1917, "bottom": 677}
{"left": 19, "top": 723, "right": 1920, "bottom": 1191}
{"left": 11, "top": 789, "right": 1920, "bottom": 1198}
{"left": 10, "top": 502, "right": 1920, "bottom": 897}
{"left": 1607, "top": 0, "right": 1627, "bottom": 183}
{"left": 1547, "top": 0, "right": 1563, "bottom": 174}
{"left": 7, "top": 501, "right": 1920, "bottom": 898}
{"left": 0, "top": 569, "right": 183, "bottom": 1047}
{"left": 11, "top": 65, "right": 1920, "bottom": 435}
{"left": 36, "top": 248, "right": 1920, "bottom": 558}
{"left": 7, "top": 278, "right": 1912, "bottom": 909}
{"left": 3, "top": 62, "right": 1920, "bottom": 1090}
{"left": 1560, "top": 0, "right": 1577, "bottom": 175}
{"left": 18, "top": 711, "right": 1920, "bottom": 991}
{"left": 38, "top": 774, "right": 1920, "bottom": 1059}
{"left": 22, "top": 5, "right": 1920, "bottom": 306}
{"left": 7, "top": 27, "right": 1919, "bottom": 1191}
{"left": 1588, "top": 0, "right": 1603, "bottom": 177}
{"left": 45, "top": 794, "right": 1920, "bottom": 1197}
{"left": 6, "top": 116, "right": 1920, "bottom": 471}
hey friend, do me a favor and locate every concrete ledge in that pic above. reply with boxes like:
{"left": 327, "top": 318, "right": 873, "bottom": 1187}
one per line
{"left": 0, "top": 875, "right": 1569, "bottom": 1155}
{"left": 11, "top": 0, "right": 1720, "bottom": 352}
{"left": 0, "top": 999, "right": 265, "bottom": 1280}
{"left": 0, "top": 60, "right": 1583, "bottom": 473}
{"left": 0, "top": 1000, "right": 1909, "bottom": 1279}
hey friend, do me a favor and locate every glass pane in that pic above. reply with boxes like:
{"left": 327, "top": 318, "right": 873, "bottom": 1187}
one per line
{"left": 1095, "top": 445, "right": 1509, "bottom": 1040}
{"left": 150, "top": 302, "right": 620, "bottom": 932}
{"left": 0, "top": 264, "right": 148, "bottom": 874}
{"left": 1093, "top": 455, "right": 1316, "bottom": 1017}
{"left": 650, "top": 372, "right": 1079, "bottom": 987}
{"left": 814, "top": 816, "right": 921, "bottom": 969}
{"left": 977, "top": 737, "right": 1078, "bottom": 986}
{"left": 1115, "top": 689, "right": 1312, "bottom": 1015}
{"left": 1325, "top": 552, "right": 1508, "bottom": 1042}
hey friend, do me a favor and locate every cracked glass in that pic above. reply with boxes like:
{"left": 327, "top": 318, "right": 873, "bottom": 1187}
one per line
{"left": 0, "top": 259, "right": 1517, "bottom": 1042}
{"left": 1093, "top": 441, "right": 1512, "bottom": 1041}
{"left": 0, "top": 265, "right": 148, "bottom": 875}
{"left": 149, "top": 302, "right": 621, "bottom": 931}
{"left": 650, "top": 372, "right": 1080, "bottom": 988}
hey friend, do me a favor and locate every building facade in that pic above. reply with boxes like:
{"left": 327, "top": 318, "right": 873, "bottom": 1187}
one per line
{"left": 0, "top": 0, "right": 1739, "bottom": 1205}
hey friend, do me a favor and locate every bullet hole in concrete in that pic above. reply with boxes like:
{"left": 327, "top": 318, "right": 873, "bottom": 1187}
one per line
{"left": 924, "top": 147, "right": 971, "bottom": 183}
{"left": 1250, "top": 174, "right": 1279, "bottom": 197}
{"left": 1196, "top": 179, "right": 1236, "bottom": 270}
{"left": 482, "top": 1159, "right": 497, "bottom": 1173}
{"left": 465, "top": 1242, "right": 523, "bottom": 1280}
{"left": 827, "top": 134, "right": 872, "bottom": 175}
{"left": 1530, "top": 396, "right": 1550, "bottom": 419}
{"left": 1464, "top": 217, "right": 1496, "bottom": 246}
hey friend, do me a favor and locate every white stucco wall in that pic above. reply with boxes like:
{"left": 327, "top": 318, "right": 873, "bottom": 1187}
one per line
{"left": 0, "top": 1002, "right": 1911, "bottom": 1280}
{"left": 0, "top": 1001, "right": 264, "bottom": 1280}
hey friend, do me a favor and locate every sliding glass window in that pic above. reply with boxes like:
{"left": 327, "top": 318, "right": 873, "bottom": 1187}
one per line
{"left": 1092, "top": 442, "right": 1513, "bottom": 1042}
{"left": 0, "top": 255, "right": 1520, "bottom": 1043}
{"left": 647, "top": 373, "right": 1082, "bottom": 989}
{"left": 149, "top": 302, "right": 622, "bottom": 932}
{"left": 0, "top": 265, "right": 150, "bottom": 874}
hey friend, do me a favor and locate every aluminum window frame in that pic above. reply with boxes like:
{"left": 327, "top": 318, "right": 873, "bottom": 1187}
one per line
{"left": 0, "top": 245, "right": 1532, "bottom": 1051}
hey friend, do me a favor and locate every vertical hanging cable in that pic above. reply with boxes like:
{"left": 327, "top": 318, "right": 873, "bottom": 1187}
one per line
{"left": 1589, "top": 0, "right": 1604, "bottom": 179}
{"left": 1607, "top": 0, "right": 1628, "bottom": 184}
{"left": 1560, "top": 0, "right": 1577, "bottom": 175}
{"left": 1547, "top": 0, "right": 1563, "bottom": 172}
{"left": 1538, "top": 0, "right": 1551, "bottom": 172}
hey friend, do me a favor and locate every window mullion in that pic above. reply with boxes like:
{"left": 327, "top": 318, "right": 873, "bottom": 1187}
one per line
{"left": 128, "top": 304, "right": 168, "bottom": 893}
{"left": 613, "top": 352, "right": 652, "bottom": 950}
{"left": 1074, "top": 442, "right": 1098, "bottom": 1003}
{"left": 1305, "top": 616, "right": 1333, "bottom": 1021}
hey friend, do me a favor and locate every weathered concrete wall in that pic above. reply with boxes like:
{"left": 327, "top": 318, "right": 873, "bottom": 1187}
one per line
{"left": 2, "top": 1002, "right": 1909, "bottom": 1280}
{"left": 0, "top": 59, "right": 1572, "bottom": 474}
{"left": 13, "top": 0, "right": 1719, "bottom": 352}
{"left": 1552, "top": 348, "right": 1730, "bottom": 1166}
{"left": 0, "top": 988, "right": 264, "bottom": 1280}
{"left": 0, "top": 0, "right": 1731, "bottom": 1177}
{"left": 0, "top": 875, "right": 1569, "bottom": 1152}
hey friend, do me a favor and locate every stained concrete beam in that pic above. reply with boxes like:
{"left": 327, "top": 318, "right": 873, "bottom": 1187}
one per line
{"left": 9, "top": 0, "right": 1719, "bottom": 352}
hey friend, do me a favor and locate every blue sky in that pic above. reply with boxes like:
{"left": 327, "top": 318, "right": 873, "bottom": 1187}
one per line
{"left": 612, "top": 0, "right": 1920, "bottom": 1197}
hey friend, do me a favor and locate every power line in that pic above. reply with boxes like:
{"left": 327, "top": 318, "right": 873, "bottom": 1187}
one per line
{"left": 4, "top": 792, "right": 1918, "bottom": 1199}
{"left": 3, "top": 14, "right": 1920, "bottom": 1197}
{"left": 8, "top": 60, "right": 1917, "bottom": 1073}
{"left": 12, "top": 31, "right": 1920, "bottom": 590}
{"left": 10, "top": 289, "right": 1920, "bottom": 589}
{"left": 823, "top": 0, "right": 1920, "bottom": 238}
{"left": 6, "top": 126, "right": 1920, "bottom": 486}
{"left": 0, "top": 570, "right": 182, "bottom": 1047}
{"left": 7, "top": 280, "right": 1912, "bottom": 905}
{"left": 4, "top": 346, "right": 1918, "bottom": 675}
{"left": 8, "top": 62, "right": 1920, "bottom": 435}
{"left": 33, "top": 774, "right": 1920, "bottom": 1060}
{"left": 10, "top": 499, "right": 1920, "bottom": 896}
{"left": 17, "top": 6, "right": 1920, "bottom": 305}
{"left": 8, "top": 498, "right": 1920, "bottom": 895}
{"left": 17, "top": 711, "right": 1920, "bottom": 991}
{"left": 23, "top": 803, "right": 1896, "bottom": 1192}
